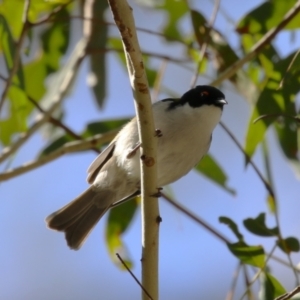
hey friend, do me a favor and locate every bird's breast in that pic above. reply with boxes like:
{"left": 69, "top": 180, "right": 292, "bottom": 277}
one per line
{"left": 115, "top": 102, "right": 222, "bottom": 187}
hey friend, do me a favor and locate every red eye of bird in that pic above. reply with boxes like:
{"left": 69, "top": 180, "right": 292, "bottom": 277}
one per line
{"left": 201, "top": 91, "right": 209, "bottom": 97}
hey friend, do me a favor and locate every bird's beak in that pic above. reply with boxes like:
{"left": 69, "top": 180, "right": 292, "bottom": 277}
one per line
{"left": 216, "top": 99, "right": 227, "bottom": 105}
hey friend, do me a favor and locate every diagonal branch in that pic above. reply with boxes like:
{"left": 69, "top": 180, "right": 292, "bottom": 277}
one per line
{"left": 219, "top": 122, "right": 275, "bottom": 199}
{"left": 162, "top": 192, "right": 230, "bottom": 244}
{"left": 0, "top": 129, "right": 118, "bottom": 182}
{"left": 116, "top": 253, "right": 153, "bottom": 300}
{"left": 210, "top": 0, "right": 300, "bottom": 86}
{"left": 0, "top": 37, "right": 89, "bottom": 164}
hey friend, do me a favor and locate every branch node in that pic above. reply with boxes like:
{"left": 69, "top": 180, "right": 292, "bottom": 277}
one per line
{"left": 155, "top": 129, "right": 163, "bottom": 137}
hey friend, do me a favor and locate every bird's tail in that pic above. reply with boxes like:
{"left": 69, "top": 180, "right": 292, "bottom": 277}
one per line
{"left": 46, "top": 186, "right": 115, "bottom": 250}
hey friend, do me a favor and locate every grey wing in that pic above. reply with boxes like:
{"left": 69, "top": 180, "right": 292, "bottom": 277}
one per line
{"left": 86, "top": 141, "right": 116, "bottom": 184}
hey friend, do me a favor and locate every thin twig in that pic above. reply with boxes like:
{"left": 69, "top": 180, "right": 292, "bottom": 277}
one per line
{"left": 31, "top": 0, "right": 74, "bottom": 26}
{"left": 87, "top": 47, "right": 190, "bottom": 64}
{"left": 161, "top": 192, "right": 231, "bottom": 244}
{"left": 275, "top": 286, "right": 300, "bottom": 300}
{"left": 254, "top": 113, "right": 300, "bottom": 124}
{"left": 278, "top": 48, "right": 300, "bottom": 90}
{"left": 0, "top": 129, "right": 118, "bottom": 182}
{"left": 26, "top": 95, "right": 100, "bottom": 153}
{"left": 210, "top": 0, "right": 300, "bottom": 87}
{"left": 190, "top": 0, "right": 221, "bottom": 88}
{"left": 241, "top": 265, "right": 253, "bottom": 300}
{"left": 226, "top": 262, "right": 242, "bottom": 300}
{"left": 116, "top": 253, "right": 153, "bottom": 300}
{"left": 27, "top": 96, "right": 82, "bottom": 140}
{"left": 220, "top": 122, "right": 275, "bottom": 199}
{"left": 0, "top": 0, "right": 31, "bottom": 113}
{"left": 34, "top": 15, "right": 188, "bottom": 46}
{"left": 270, "top": 254, "right": 300, "bottom": 272}
{"left": 262, "top": 140, "right": 299, "bottom": 285}
{"left": 239, "top": 243, "right": 277, "bottom": 300}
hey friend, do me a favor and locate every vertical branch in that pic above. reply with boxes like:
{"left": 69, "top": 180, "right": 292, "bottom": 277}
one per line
{"left": 107, "top": 1, "right": 159, "bottom": 299}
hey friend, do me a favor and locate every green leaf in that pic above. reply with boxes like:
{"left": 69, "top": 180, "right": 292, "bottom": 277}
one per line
{"left": 219, "top": 216, "right": 244, "bottom": 242}
{"left": 190, "top": 9, "right": 259, "bottom": 103}
{"left": 277, "top": 237, "right": 300, "bottom": 253}
{"left": 83, "top": 119, "right": 129, "bottom": 137}
{"left": 106, "top": 197, "right": 139, "bottom": 269}
{"left": 245, "top": 51, "right": 300, "bottom": 165}
{"left": 243, "top": 213, "right": 279, "bottom": 237}
{"left": 190, "top": 9, "right": 207, "bottom": 46}
{"left": 190, "top": 10, "right": 239, "bottom": 75}
{"left": 0, "top": 1, "right": 24, "bottom": 38}
{"left": 24, "top": 56, "right": 47, "bottom": 101}
{"left": 41, "top": 7, "right": 71, "bottom": 73}
{"left": 227, "top": 242, "right": 265, "bottom": 268}
{"left": 39, "top": 118, "right": 127, "bottom": 156}
{"left": 236, "top": 0, "right": 299, "bottom": 35}
{"left": 39, "top": 135, "right": 74, "bottom": 157}
{"left": 0, "top": 14, "right": 25, "bottom": 88}
{"left": 195, "top": 154, "right": 235, "bottom": 195}
{"left": 157, "top": 0, "right": 188, "bottom": 42}
{"left": 0, "top": 86, "right": 29, "bottom": 145}
{"left": 87, "top": 1, "right": 108, "bottom": 108}
{"left": 259, "top": 272, "right": 286, "bottom": 300}
{"left": 266, "top": 194, "right": 276, "bottom": 213}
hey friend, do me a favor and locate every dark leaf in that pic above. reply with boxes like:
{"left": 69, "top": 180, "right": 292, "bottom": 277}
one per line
{"left": 277, "top": 237, "right": 300, "bottom": 253}
{"left": 243, "top": 213, "right": 279, "bottom": 237}
{"left": 39, "top": 118, "right": 127, "bottom": 156}
{"left": 0, "top": 14, "right": 25, "bottom": 88}
{"left": 41, "top": 7, "right": 71, "bottom": 73}
{"left": 259, "top": 272, "right": 286, "bottom": 300}
{"left": 237, "top": 0, "right": 299, "bottom": 35}
{"left": 219, "top": 216, "right": 244, "bottom": 242}
{"left": 39, "top": 135, "right": 74, "bottom": 157}
{"left": 87, "top": 1, "right": 108, "bottom": 108}
{"left": 190, "top": 9, "right": 207, "bottom": 46}
{"left": 83, "top": 119, "right": 129, "bottom": 137}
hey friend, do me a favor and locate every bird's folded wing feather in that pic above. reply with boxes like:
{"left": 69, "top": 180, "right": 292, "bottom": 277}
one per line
{"left": 86, "top": 141, "right": 116, "bottom": 184}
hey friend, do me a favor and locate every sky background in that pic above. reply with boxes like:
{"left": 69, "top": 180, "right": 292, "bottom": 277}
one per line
{"left": 1, "top": 0, "right": 300, "bottom": 299}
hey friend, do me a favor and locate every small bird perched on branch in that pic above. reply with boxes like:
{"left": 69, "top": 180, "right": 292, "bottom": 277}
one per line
{"left": 46, "top": 85, "right": 227, "bottom": 250}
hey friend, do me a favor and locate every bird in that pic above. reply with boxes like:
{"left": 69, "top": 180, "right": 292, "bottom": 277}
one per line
{"left": 46, "top": 85, "right": 227, "bottom": 250}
